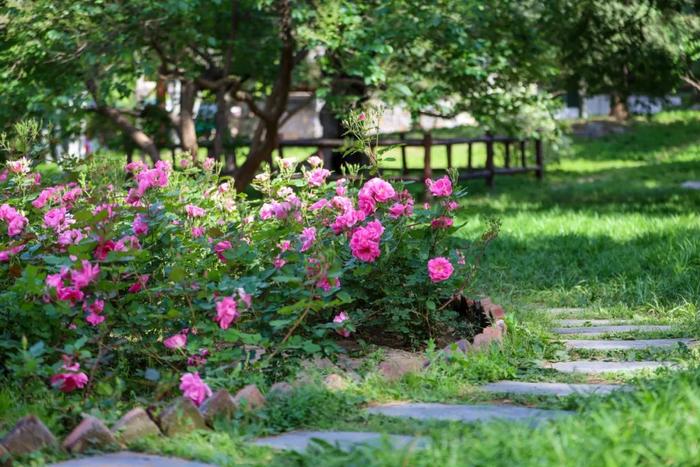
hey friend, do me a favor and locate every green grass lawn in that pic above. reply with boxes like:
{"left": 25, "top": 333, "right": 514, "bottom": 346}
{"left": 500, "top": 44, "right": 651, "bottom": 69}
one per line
{"left": 459, "top": 111, "right": 700, "bottom": 325}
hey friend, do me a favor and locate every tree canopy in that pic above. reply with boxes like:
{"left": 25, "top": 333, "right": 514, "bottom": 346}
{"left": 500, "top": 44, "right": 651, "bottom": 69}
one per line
{"left": 1, "top": 0, "right": 698, "bottom": 186}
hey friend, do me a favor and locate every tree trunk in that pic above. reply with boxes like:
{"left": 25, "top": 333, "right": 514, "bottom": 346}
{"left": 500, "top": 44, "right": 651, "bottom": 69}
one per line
{"left": 233, "top": 0, "right": 294, "bottom": 191}
{"left": 213, "top": 87, "right": 229, "bottom": 161}
{"left": 97, "top": 106, "right": 161, "bottom": 162}
{"left": 319, "top": 102, "right": 342, "bottom": 168}
{"left": 610, "top": 92, "right": 629, "bottom": 121}
{"left": 180, "top": 80, "right": 199, "bottom": 160}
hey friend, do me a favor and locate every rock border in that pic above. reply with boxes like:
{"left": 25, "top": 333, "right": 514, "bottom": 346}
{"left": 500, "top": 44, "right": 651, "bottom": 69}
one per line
{"left": 0, "top": 297, "right": 506, "bottom": 464}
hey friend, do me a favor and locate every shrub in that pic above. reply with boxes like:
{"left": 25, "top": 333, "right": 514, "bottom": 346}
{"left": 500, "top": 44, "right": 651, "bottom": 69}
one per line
{"left": 0, "top": 118, "right": 495, "bottom": 404}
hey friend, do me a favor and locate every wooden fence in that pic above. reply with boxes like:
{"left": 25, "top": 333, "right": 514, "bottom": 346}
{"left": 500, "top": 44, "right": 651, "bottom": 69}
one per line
{"left": 277, "top": 133, "right": 543, "bottom": 186}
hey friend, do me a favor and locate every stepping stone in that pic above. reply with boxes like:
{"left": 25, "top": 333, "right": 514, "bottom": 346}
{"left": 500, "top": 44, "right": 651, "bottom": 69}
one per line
{"left": 253, "top": 431, "right": 424, "bottom": 453}
{"left": 552, "top": 325, "right": 673, "bottom": 335}
{"left": 681, "top": 181, "right": 700, "bottom": 190}
{"left": 366, "top": 403, "right": 570, "bottom": 425}
{"left": 554, "top": 319, "right": 632, "bottom": 327}
{"left": 541, "top": 307, "right": 584, "bottom": 315}
{"left": 481, "top": 381, "right": 627, "bottom": 396}
{"left": 49, "top": 451, "right": 214, "bottom": 466}
{"left": 564, "top": 338, "right": 694, "bottom": 350}
{"left": 549, "top": 360, "right": 676, "bottom": 374}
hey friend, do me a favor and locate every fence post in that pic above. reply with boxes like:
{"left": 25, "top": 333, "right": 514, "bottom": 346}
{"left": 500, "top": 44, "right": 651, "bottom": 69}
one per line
{"left": 400, "top": 133, "right": 407, "bottom": 176}
{"left": 446, "top": 143, "right": 452, "bottom": 169}
{"left": 423, "top": 132, "right": 432, "bottom": 183}
{"left": 504, "top": 142, "right": 510, "bottom": 168}
{"left": 535, "top": 138, "right": 543, "bottom": 179}
{"left": 485, "top": 134, "right": 495, "bottom": 187}
{"left": 467, "top": 142, "right": 473, "bottom": 170}
{"left": 520, "top": 140, "right": 526, "bottom": 167}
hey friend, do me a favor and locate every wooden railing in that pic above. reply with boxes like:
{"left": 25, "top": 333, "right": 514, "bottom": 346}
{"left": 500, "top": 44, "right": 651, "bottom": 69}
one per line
{"left": 277, "top": 133, "right": 544, "bottom": 186}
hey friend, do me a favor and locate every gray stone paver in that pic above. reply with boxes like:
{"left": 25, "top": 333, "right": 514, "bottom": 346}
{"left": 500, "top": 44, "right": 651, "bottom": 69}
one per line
{"left": 541, "top": 307, "right": 585, "bottom": 315}
{"left": 481, "top": 381, "right": 628, "bottom": 396}
{"left": 554, "top": 319, "right": 633, "bottom": 327}
{"left": 549, "top": 360, "right": 676, "bottom": 374}
{"left": 564, "top": 338, "right": 693, "bottom": 350}
{"left": 253, "top": 431, "right": 424, "bottom": 452}
{"left": 366, "top": 403, "right": 571, "bottom": 424}
{"left": 552, "top": 325, "right": 673, "bottom": 335}
{"left": 49, "top": 451, "right": 214, "bottom": 466}
{"left": 681, "top": 181, "right": 700, "bottom": 190}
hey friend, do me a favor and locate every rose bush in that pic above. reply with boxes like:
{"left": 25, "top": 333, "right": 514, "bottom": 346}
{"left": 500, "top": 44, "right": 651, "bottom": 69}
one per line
{"left": 0, "top": 138, "right": 494, "bottom": 403}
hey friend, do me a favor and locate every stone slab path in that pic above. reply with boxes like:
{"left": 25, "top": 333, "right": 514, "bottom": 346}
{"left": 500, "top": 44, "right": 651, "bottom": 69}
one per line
{"left": 564, "top": 338, "right": 693, "bottom": 350}
{"left": 49, "top": 452, "right": 215, "bottom": 466}
{"left": 549, "top": 360, "right": 676, "bottom": 374}
{"left": 554, "top": 319, "right": 632, "bottom": 327}
{"left": 553, "top": 325, "right": 673, "bottom": 335}
{"left": 481, "top": 381, "right": 628, "bottom": 396}
{"left": 254, "top": 431, "right": 425, "bottom": 453}
{"left": 367, "top": 403, "right": 571, "bottom": 424}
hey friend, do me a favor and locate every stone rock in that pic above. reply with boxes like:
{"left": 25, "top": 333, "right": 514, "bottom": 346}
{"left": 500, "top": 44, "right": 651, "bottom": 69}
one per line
{"left": 232, "top": 384, "right": 266, "bottom": 410}
{"left": 442, "top": 339, "right": 472, "bottom": 357}
{"left": 323, "top": 374, "right": 348, "bottom": 391}
{"left": 377, "top": 350, "right": 427, "bottom": 381}
{"left": 254, "top": 431, "right": 427, "bottom": 453}
{"left": 336, "top": 354, "right": 363, "bottom": 371}
{"left": 62, "top": 416, "right": 119, "bottom": 454}
{"left": 472, "top": 326, "right": 504, "bottom": 349}
{"left": 199, "top": 390, "right": 237, "bottom": 424}
{"left": 367, "top": 402, "right": 571, "bottom": 425}
{"left": 48, "top": 451, "right": 215, "bottom": 466}
{"left": 553, "top": 324, "right": 672, "bottom": 335}
{"left": 0, "top": 415, "right": 58, "bottom": 456}
{"left": 681, "top": 181, "right": 700, "bottom": 190}
{"left": 0, "top": 443, "right": 11, "bottom": 467}
{"left": 159, "top": 398, "right": 208, "bottom": 437}
{"left": 549, "top": 360, "right": 676, "bottom": 374}
{"left": 111, "top": 408, "right": 161, "bottom": 445}
{"left": 242, "top": 345, "right": 266, "bottom": 364}
{"left": 564, "top": 338, "right": 694, "bottom": 351}
{"left": 269, "top": 382, "right": 294, "bottom": 397}
{"left": 480, "top": 381, "right": 629, "bottom": 397}
{"left": 301, "top": 356, "right": 338, "bottom": 372}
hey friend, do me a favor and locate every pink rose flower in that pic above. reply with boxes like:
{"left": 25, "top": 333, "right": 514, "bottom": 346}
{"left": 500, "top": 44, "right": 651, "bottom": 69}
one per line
{"left": 431, "top": 216, "right": 454, "bottom": 229}
{"left": 57, "top": 229, "right": 84, "bottom": 247}
{"left": 307, "top": 155, "right": 323, "bottom": 167}
{"left": 425, "top": 176, "right": 453, "bottom": 197}
{"left": 214, "top": 240, "right": 232, "bottom": 261}
{"left": 237, "top": 288, "right": 253, "bottom": 308}
{"left": 84, "top": 299, "right": 105, "bottom": 326}
{"left": 192, "top": 226, "right": 205, "bottom": 238}
{"left": 71, "top": 260, "right": 100, "bottom": 289}
{"left": 164, "top": 333, "right": 188, "bottom": 349}
{"left": 203, "top": 157, "right": 216, "bottom": 171}
{"left": 310, "top": 199, "right": 330, "bottom": 211}
{"left": 185, "top": 204, "right": 206, "bottom": 218}
{"left": 133, "top": 215, "right": 149, "bottom": 236}
{"left": 306, "top": 168, "right": 331, "bottom": 187}
{"left": 128, "top": 274, "right": 150, "bottom": 293}
{"left": 273, "top": 256, "right": 286, "bottom": 269}
{"left": 349, "top": 222, "right": 384, "bottom": 262}
{"left": 333, "top": 311, "right": 351, "bottom": 337}
{"left": 179, "top": 372, "right": 212, "bottom": 406}
{"left": 50, "top": 362, "right": 89, "bottom": 393}
{"left": 299, "top": 227, "right": 316, "bottom": 252}
{"left": 358, "top": 178, "right": 396, "bottom": 215}
{"left": 427, "top": 257, "right": 454, "bottom": 283}
{"left": 214, "top": 296, "right": 239, "bottom": 329}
